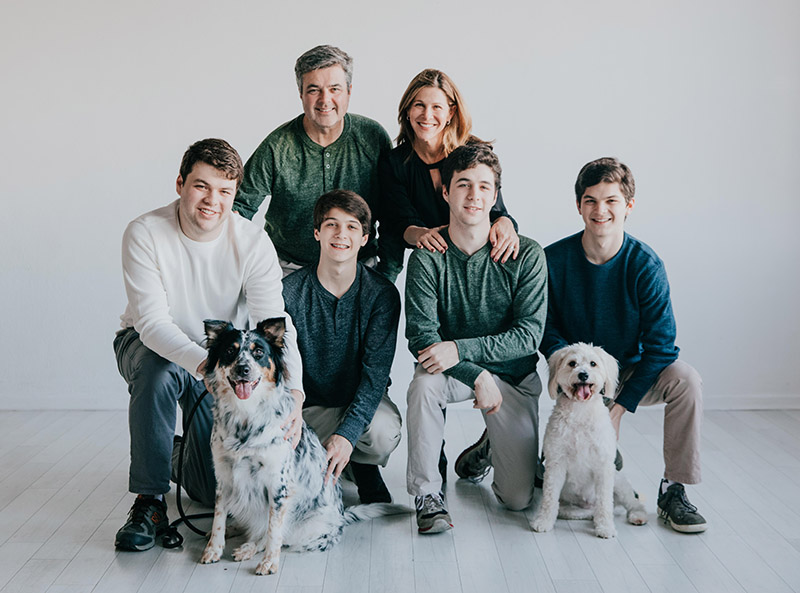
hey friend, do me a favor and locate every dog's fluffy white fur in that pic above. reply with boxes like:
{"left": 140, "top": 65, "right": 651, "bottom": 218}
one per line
{"left": 530, "top": 343, "right": 647, "bottom": 538}
{"left": 198, "top": 319, "right": 405, "bottom": 575}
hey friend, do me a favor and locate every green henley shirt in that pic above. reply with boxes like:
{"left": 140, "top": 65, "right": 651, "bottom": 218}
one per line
{"left": 234, "top": 113, "right": 392, "bottom": 266}
{"left": 405, "top": 229, "right": 548, "bottom": 387}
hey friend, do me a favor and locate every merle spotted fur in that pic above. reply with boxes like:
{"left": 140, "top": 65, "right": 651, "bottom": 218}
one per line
{"left": 198, "top": 318, "right": 407, "bottom": 576}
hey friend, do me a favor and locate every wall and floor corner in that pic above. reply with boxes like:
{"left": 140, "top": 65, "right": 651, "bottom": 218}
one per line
{"left": 0, "top": 0, "right": 797, "bottom": 411}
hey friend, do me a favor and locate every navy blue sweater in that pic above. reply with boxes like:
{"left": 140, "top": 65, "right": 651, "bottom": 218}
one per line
{"left": 541, "top": 232, "right": 679, "bottom": 411}
{"left": 282, "top": 263, "right": 401, "bottom": 445}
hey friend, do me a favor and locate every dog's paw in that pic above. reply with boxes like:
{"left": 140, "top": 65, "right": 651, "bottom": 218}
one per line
{"left": 530, "top": 515, "right": 554, "bottom": 533}
{"left": 627, "top": 509, "right": 648, "bottom": 526}
{"left": 594, "top": 523, "right": 617, "bottom": 539}
{"left": 255, "top": 557, "right": 278, "bottom": 575}
{"left": 200, "top": 545, "right": 222, "bottom": 564}
{"left": 232, "top": 542, "right": 257, "bottom": 562}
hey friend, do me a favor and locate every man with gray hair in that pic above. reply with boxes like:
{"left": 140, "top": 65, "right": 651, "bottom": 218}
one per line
{"left": 234, "top": 45, "right": 392, "bottom": 276}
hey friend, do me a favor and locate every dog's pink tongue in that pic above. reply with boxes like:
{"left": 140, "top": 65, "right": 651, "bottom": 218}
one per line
{"left": 576, "top": 384, "right": 592, "bottom": 400}
{"left": 234, "top": 381, "right": 252, "bottom": 400}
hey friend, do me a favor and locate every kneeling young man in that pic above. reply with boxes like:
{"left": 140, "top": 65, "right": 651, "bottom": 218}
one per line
{"left": 405, "top": 144, "right": 547, "bottom": 533}
{"left": 541, "top": 157, "right": 706, "bottom": 533}
{"left": 114, "top": 139, "right": 304, "bottom": 551}
{"left": 282, "top": 190, "right": 402, "bottom": 503}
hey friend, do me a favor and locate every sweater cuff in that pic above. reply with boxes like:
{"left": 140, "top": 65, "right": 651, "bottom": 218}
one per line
{"left": 334, "top": 419, "right": 363, "bottom": 449}
{"left": 445, "top": 361, "right": 484, "bottom": 390}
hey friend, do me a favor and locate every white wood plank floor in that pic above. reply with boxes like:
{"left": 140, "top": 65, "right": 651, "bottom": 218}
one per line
{"left": 1, "top": 405, "right": 800, "bottom": 593}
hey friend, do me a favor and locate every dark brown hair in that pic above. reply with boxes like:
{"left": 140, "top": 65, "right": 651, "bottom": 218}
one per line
{"left": 441, "top": 143, "right": 502, "bottom": 191}
{"left": 574, "top": 157, "right": 635, "bottom": 204}
{"left": 179, "top": 138, "right": 244, "bottom": 188}
{"left": 313, "top": 189, "right": 371, "bottom": 235}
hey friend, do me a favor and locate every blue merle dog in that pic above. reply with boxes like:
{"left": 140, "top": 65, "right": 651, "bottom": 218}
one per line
{"left": 199, "top": 318, "right": 406, "bottom": 575}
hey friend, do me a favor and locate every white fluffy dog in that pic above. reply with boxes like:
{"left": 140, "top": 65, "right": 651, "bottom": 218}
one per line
{"left": 530, "top": 343, "right": 647, "bottom": 538}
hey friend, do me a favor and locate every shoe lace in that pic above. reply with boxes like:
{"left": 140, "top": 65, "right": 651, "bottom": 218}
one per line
{"left": 672, "top": 486, "right": 698, "bottom": 513}
{"left": 128, "top": 496, "right": 158, "bottom": 523}
{"left": 661, "top": 484, "right": 697, "bottom": 517}
{"left": 416, "top": 493, "right": 445, "bottom": 515}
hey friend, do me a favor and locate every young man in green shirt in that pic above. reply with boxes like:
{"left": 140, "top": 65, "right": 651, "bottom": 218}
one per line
{"left": 404, "top": 144, "right": 548, "bottom": 533}
{"left": 233, "top": 45, "right": 392, "bottom": 275}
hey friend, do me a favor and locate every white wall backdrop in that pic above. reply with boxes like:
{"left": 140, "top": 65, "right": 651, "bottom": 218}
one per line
{"left": 1, "top": 0, "right": 798, "bottom": 410}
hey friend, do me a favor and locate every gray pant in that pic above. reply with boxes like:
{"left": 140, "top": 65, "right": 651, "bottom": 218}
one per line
{"left": 114, "top": 329, "right": 216, "bottom": 505}
{"left": 406, "top": 364, "right": 541, "bottom": 511}
{"left": 618, "top": 360, "right": 703, "bottom": 484}
{"left": 303, "top": 392, "right": 402, "bottom": 466}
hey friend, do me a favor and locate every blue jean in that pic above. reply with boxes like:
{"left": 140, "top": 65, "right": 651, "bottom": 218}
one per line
{"left": 114, "top": 328, "right": 216, "bottom": 505}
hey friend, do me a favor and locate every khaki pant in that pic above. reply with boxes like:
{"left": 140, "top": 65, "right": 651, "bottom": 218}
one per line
{"left": 303, "top": 392, "right": 402, "bottom": 466}
{"left": 406, "top": 365, "right": 541, "bottom": 511}
{"left": 617, "top": 360, "right": 703, "bottom": 484}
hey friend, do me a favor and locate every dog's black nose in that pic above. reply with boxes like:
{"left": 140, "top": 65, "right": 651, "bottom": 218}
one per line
{"left": 578, "top": 371, "right": 589, "bottom": 382}
{"left": 235, "top": 363, "right": 250, "bottom": 376}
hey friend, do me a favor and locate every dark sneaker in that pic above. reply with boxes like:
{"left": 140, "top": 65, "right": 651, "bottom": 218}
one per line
{"left": 115, "top": 495, "right": 169, "bottom": 551}
{"left": 415, "top": 493, "right": 452, "bottom": 534}
{"left": 454, "top": 429, "right": 491, "bottom": 483}
{"left": 657, "top": 482, "right": 707, "bottom": 533}
{"left": 349, "top": 461, "right": 392, "bottom": 504}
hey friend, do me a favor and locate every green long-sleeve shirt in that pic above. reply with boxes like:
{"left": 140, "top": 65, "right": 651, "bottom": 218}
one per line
{"left": 405, "top": 229, "right": 548, "bottom": 387}
{"left": 234, "top": 113, "right": 392, "bottom": 266}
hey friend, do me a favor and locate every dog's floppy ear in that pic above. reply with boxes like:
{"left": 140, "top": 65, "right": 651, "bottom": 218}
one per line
{"left": 204, "top": 319, "right": 234, "bottom": 349}
{"left": 598, "top": 347, "right": 619, "bottom": 399}
{"left": 547, "top": 346, "right": 569, "bottom": 400}
{"left": 256, "top": 317, "right": 286, "bottom": 348}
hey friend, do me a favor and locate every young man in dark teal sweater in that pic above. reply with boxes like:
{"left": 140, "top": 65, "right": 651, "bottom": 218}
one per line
{"left": 404, "top": 144, "right": 547, "bottom": 533}
{"left": 540, "top": 157, "right": 706, "bottom": 533}
{"left": 282, "top": 190, "right": 402, "bottom": 503}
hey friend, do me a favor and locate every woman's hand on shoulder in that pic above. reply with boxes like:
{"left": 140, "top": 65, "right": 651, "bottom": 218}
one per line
{"left": 404, "top": 225, "right": 448, "bottom": 254}
{"left": 489, "top": 217, "right": 519, "bottom": 263}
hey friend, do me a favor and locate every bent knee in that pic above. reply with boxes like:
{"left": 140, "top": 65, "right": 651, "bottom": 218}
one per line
{"left": 666, "top": 361, "right": 703, "bottom": 404}
{"left": 406, "top": 371, "right": 447, "bottom": 407}
{"left": 363, "top": 423, "right": 402, "bottom": 459}
{"left": 494, "top": 487, "right": 534, "bottom": 512}
{"left": 130, "top": 359, "right": 186, "bottom": 399}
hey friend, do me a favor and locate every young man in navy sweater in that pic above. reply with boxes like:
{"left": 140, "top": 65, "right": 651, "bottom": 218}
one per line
{"left": 540, "top": 157, "right": 706, "bottom": 533}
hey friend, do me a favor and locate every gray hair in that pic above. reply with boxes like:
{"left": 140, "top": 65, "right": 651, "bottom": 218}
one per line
{"left": 294, "top": 45, "right": 353, "bottom": 92}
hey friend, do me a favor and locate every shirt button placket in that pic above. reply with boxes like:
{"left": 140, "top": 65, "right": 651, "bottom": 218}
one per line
{"left": 323, "top": 150, "right": 332, "bottom": 190}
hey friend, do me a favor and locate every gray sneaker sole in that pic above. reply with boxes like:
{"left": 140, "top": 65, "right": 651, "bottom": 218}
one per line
{"left": 418, "top": 514, "right": 453, "bottom": 534}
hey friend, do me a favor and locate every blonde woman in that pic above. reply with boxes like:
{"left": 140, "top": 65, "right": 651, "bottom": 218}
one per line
{"left": 378, "top": 69, "right": 518, "bottom": 281}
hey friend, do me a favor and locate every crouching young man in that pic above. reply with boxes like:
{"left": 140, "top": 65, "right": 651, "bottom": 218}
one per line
{"left": 282, "top": 190, "right": 403, "bottom": 503}
{"left": 404, "top": 144, "right": 547, "bottom": 533}
{"left": 541, "top": 157, "right": 706, "bottom": 533}
{"left": 114, "top": 139, "right": 304, "bottom": 551}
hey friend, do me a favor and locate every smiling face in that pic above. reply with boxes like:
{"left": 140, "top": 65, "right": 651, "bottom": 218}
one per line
{"left": 313, "top": 207, "right": 368, "bottom": 265}
{"left": 176, "top": 162, "right": 237, "bottom": 242}
{"left": 203, "top": 319, "right": 286, "bottom": 402}
{"left": 547, "top": 343, "right": 619, "bottom": 402}
{"left": 577, "top": 181, "right": 634, "bottom": 242}
{"left": 300, "top": 64, "right": 351, "bottom": 137}
{"left": 407, "top": 86, "right": 453, "bottom": 145}
{"left": 443, "top": 163, "right": 498, "bottom": 228}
